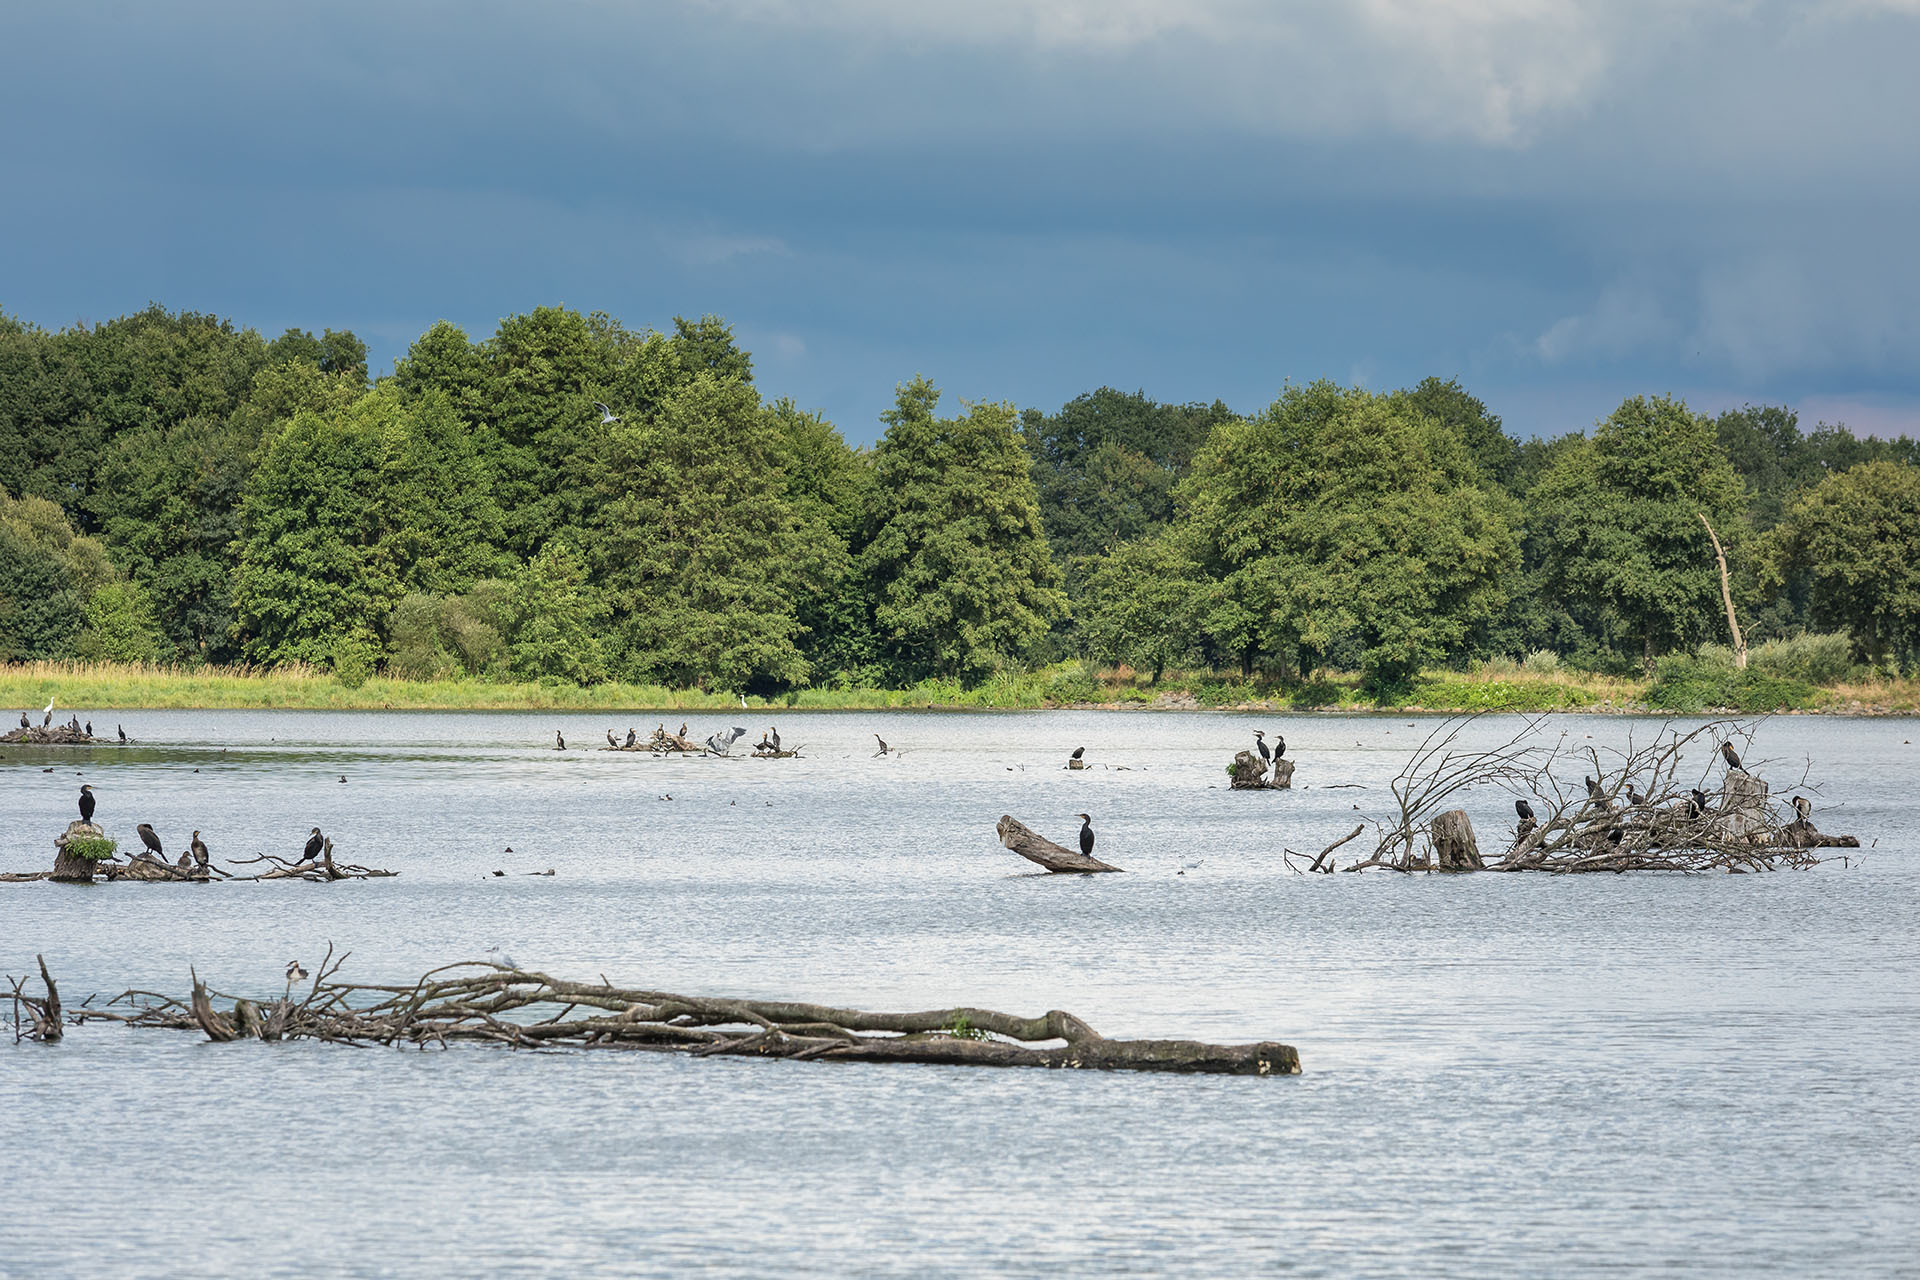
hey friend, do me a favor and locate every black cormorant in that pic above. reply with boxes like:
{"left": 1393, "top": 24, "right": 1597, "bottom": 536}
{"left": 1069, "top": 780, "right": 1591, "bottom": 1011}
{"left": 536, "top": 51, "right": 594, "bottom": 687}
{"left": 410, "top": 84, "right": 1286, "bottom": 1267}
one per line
{"left": 18, "top": 712, "right": 27, "bottom": 729}
{"left": 1515, "top": 799, "right": 1535, "bottom": 822}
{"left": 1585, "top": 775, "right": 1604, "bottom": 800}
{"left": 191, "top": 831, "right": 209, "bottom": 868}
{"left": 625, "top": 728, "right": 637, "bottom": 748}
{"left": 85, "top": 721, "right": 92, "bottom": 737}
{"left": 1792, "top": 795, "right": 1812, "bottom": 820}
{"left": 555, "top": 730, "right": 566, "bottom": 751}
{"left": 136, "top": 823, "right": 164, "bottom": 858}
{"left": 1721, "top": 742, "right": 1743, "bottom": 771}
{"left": 1627, "top": 784, "right": 1646, "bottom": 807}
{"left": 874, "top": 733, "right": 889, "bottom": 756}
{"left": 1688, "top": 788, "right": 1708, "bottom": 819}
{"left": 1070, "top": 746, "right": 1085, "bottom": 761}
{"left": 117, "top": 724, "right": 127, "bottom": 743}
{"left": 607, "top": 729, "right": 618, "bottom": 749}
{"left": 78, "top": 784, "right": 96, "bottom": 823}
{"left": 300, "top": 828, "right": 324, "bottom": 862}
{"left": 1077, "top": 813, "right": 1095, "bottom": 857}
{"left": 1273, "top": 734, "right": 1286, "bottom": 759}
{"left": 769, "top": 726, "right": 781, "bottom": 753}
{"left": 1253, "top": 730, "right": 1270, "bottom": 764}
{"left": 42, "top": 701, "right": 53, "bottom": 728}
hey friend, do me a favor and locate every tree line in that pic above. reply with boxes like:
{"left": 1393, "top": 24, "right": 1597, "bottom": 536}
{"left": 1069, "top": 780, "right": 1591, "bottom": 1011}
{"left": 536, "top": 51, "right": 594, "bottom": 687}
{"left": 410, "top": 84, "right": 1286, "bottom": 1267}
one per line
{"left": 4, "top": 304, "right": 1919, "bottom": 691}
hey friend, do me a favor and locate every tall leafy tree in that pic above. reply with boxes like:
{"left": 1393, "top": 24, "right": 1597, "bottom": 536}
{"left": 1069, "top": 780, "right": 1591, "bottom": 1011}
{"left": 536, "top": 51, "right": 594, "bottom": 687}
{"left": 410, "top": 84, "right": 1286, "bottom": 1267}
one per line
{"left": 0, "top": 489, "right": 118, "bottom": 660}
{"left": 1394, "top": 377, "right": 1520, "bottom": 489}
{"left": 1531, "top": 395, "right": 1747, "bottom": 663}
{"left": 575, "top": 375, "right": 843, "bottom": 690}
{"left": 1178, "top": 381, "right": 1517, "bottom": 687}
{"left": 1768, "top": 460, "right": 1920, "bottom": 666}
{"left": 1021, "top": 387, "right": 1232, "bottom": 562}
{"left": 863, "top": 378, "right": 1065, "bottom": 682}
{"left": 1073, "top": 532, "right": 1208, "bottom": 682}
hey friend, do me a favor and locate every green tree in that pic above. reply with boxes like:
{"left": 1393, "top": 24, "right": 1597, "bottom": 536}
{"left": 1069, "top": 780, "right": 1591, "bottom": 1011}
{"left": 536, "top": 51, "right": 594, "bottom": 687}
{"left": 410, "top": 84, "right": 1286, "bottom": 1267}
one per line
{"left": 73, "top": 581, "right": 164, "bottom": 662}
{"left": 1074, "top": 532, "right": 1208, "bottom": 681}
{"left": 268, "top": 327, "right": 369, "bottom": 385}
{"left": 1531, "top": 395, "right": 1748, "bottom": 663}
{"left": 1769, "top": 460, "right": 1920, "bottom": 666}
{"left": 1394, "top": 377, "right": 1520, "bottom": 489}
{"left": 575, "top": 376, "right": 843, "bottom": 690}
{"left": 0, "top": 489, "right": 117, "bottom": 660}
{"left": 863, "top": 378, "right": 1065, "bottom": 682}
{"left": 1178, "top": 381, "right": 1517, "bottom": 688}
{"left": 1021, "top": 387, "right": 1232, "bottom": 562}
{"left": 502, "top": 542, "right": 608, "bottom": 683}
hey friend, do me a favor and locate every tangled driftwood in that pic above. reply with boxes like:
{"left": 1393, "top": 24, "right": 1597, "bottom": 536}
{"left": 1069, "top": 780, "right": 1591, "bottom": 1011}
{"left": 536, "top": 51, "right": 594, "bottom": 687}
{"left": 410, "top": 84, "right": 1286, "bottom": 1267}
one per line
{"left": 996, "top": 815, "right": 1123, "bottom": 873}
{"left": 1343, "top": 715, "right": 1858, "bottom": 875}
{"left": 45, "top": 952, "right": 1299, "bottom": 1075}
{"left": 2, "top": 725, "right": 110, "bottom": 746}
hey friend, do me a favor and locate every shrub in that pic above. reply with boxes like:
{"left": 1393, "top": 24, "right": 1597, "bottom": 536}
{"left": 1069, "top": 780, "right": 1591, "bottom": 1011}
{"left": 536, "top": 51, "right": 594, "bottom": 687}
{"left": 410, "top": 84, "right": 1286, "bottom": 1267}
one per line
{"left": 1479, "top": 655, "right": 1520, "bottom": 676}
{"left": 1044, "top": 664, "right": 1099, "bottom": 705}
{"left": 1748, "top": 632, "right": 1857, "bottom": 685}
{"left": 1521, "top": 649, "right": 1561, "bottom": 675}
{"left": 64, "top": 836, "right": 117, "bottom": 862}
{"left": 330, "top": 630, "right": 379, "bottom": 689}
{"left": 1646, "top": 654, "right": 1818, "bottom": 713}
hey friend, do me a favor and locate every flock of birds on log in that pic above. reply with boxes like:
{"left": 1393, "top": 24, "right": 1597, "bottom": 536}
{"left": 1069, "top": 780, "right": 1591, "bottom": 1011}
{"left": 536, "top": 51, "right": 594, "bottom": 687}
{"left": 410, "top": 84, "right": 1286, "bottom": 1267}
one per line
{"left": 68, "top": 781, "right": 331, "bottom": 871}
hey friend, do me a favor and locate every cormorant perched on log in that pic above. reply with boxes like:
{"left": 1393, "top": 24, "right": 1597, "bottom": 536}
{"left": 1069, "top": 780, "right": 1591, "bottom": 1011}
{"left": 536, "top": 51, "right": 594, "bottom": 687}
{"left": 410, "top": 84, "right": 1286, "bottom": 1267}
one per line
{"left": 607, "top": 729, "right": 618, "bottom": 749}
{"left": 1253, "top": 730, "right": 1270, "bottom": 764}
{"left": 769, "top": 726, "right": 781, "bottom": 753}
{"left": 300, "top": 828, "right": 324, "bottom": 863}
{"left": 18, "top": 712, "right": 26, "bottom": 729}
{"left": 1688, "top": 788, "right": 1708, "bottom": 819}
{"left": 1585, "top": 776, "right": 1604, "bottom": 801}
{"left": 42, "top": 699, "right": 54, "bottom": 728}
{"left": 874, "top": 733, "right": 889, "bottom": 756}
{"left": 136, "top": 823, "right": 164, "bottom": 858}
{"left": 625, "top": 728, "right": 637, "bottom": 748}
{"left": 190, "top": 831, "right": 209, "bottom": 869}
{"left": 678, "top": 722, "right": 689, "bottom": 739}
{"left": 1792, "top": 795, "right": 1812, "bottom": 821}
{"left": 1721, "top": 741, "right": 1744, "bottom": 771}
{"left": 1273, "top": 734, "right": 1286, "bottom": 759}
{"left": 117, "top": 724, "right": 127, "bottom": 743}
{"left": 555, "top": 730, "right": 566, "bottom": 751}
{"left": 1077, "top": 813, "right": 1095, "bottom": 857}
{"left": 78, "top": 784, "right": 96, "bottom": 823}
{"left": 1627, "top": 784, "right": 1646, "bottom": 807}
{"left": 1070, "top": 746, "right": 1085, "bottom": 763}
{"left": 1515, "top": 799, "right": 1535, "bottom": 822}
{"left": 85, "top": 721, "right": 92, "bottom": 737}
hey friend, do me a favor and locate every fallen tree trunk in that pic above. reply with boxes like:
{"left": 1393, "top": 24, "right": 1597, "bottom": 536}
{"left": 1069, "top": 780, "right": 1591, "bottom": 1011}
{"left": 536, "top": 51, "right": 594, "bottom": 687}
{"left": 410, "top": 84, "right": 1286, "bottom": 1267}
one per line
{"left": 73, "top": 957, "right": 1299, "bottom": 1075}
{"left": 995, "top": 815, "right": 1123, "bottom": 873}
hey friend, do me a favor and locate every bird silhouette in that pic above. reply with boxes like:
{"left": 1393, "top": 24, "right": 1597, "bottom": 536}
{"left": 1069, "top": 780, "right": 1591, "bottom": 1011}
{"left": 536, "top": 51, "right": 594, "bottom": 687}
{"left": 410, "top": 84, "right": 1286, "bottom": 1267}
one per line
{"left": 1253, "top": 730, "right": 1270, "bottom": 764}
{"left": 1515, "top": 799, "right": 1535, "bottom": 821}
{"left": 190, "top": 831, "right": 209, "bottom": 868}
{"left": 1077, "top": 813, "right": 1095, "bottom": 857}
{"left": 300, "top": 828, "right": 324, "bottom": 862}
{"left": 286, "top": 960, "right": 308, "bottom": 981}
{"left": 78, "top": 784, "right": 96, "bottom": 823}
{"left": 874, "top": 733, "right": 889, "bottom": 756}
{"left": 136, "top": 823, "right": 164, "bottom": 858}
{"left": 594, "top": 401, "right": 619, "bottom": 424}
{"left": 1721, "top": 742, "right": 1744, "bottom": 771}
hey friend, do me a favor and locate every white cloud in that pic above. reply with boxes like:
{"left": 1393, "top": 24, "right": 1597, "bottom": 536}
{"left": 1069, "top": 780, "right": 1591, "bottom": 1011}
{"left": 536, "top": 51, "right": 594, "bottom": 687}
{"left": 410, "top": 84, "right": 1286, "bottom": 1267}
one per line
{"left": 1533, "top": 280, "right": 1678, "bottom": 363}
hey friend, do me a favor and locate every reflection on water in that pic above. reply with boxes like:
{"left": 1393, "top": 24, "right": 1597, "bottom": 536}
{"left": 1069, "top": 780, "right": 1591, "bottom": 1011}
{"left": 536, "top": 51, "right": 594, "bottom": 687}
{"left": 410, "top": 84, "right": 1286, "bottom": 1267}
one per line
{"left": 3, "top": 710, "right": 1917, "bottom": 1276}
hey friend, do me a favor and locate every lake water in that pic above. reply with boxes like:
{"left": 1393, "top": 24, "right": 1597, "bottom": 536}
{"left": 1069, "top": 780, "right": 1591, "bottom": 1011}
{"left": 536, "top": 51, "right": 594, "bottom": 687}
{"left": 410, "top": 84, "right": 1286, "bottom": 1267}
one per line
{"left": 3, "top": 709, "right": 1917, "bottom": 1277}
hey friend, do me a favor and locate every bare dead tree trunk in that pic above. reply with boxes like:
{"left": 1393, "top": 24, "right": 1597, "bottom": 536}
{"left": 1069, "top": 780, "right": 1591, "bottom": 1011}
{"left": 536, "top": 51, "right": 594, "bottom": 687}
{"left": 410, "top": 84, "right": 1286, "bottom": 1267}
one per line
{"left": 1699, "top": 512, "right": 1747, "bottom": 670}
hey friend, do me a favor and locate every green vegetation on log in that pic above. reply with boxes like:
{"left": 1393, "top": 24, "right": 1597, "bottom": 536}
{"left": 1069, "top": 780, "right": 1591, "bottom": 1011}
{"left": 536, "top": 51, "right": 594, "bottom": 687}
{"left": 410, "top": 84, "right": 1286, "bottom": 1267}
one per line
{"left": 6, "top": 304, "right": 1920, "bottom": 698}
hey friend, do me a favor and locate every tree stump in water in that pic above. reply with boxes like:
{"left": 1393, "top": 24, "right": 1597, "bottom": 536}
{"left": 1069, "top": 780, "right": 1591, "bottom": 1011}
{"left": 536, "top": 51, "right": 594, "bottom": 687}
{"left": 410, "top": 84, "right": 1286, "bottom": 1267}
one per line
{"left": 1783, "top": 797, "right": 1861, "bottom": 849}
{"left": 1229, "top": 751, "right": 1291, "bottom": 789}
{"left": 995, "top": 816, "right": 1123, "bottom": 873}
{"left": 1431, "top": 809, "right": 1483, "bottom": 871}
{"left": 1716, "top": 770, "right": 1769, "bottom": 845}
{"left": 51, "top": 821, "right": 108, "bottom": 882}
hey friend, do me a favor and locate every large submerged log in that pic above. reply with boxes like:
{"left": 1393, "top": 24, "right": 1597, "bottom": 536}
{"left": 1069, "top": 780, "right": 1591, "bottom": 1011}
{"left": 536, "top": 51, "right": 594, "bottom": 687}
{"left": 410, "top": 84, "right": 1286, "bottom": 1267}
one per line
{"left": 996, "top": 815, "right": 1122, "bottom": 873}
{"left": 66, "top": 957, "right": 1299, "bottom": 1075}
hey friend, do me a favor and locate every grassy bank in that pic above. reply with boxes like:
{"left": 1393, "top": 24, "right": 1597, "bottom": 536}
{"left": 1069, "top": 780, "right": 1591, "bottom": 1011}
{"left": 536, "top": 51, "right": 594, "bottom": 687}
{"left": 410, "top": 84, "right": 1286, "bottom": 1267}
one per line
{"left": 5, "top": 658, "right": 1917, "bottom": 715}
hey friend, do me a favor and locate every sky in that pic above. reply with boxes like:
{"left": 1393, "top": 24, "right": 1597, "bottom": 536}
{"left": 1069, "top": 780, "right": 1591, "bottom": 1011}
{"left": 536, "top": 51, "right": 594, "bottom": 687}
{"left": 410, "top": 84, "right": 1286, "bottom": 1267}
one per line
{"left": 2, "top": 0, "right": 1918, "bottom": 444}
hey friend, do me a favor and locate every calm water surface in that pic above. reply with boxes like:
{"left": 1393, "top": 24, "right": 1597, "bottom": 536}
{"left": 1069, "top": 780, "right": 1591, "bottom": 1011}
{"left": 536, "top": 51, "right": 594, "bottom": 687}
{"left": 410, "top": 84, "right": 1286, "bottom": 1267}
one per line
{"left": 3, "top": 710, "right": 1916, "bottom": 1277}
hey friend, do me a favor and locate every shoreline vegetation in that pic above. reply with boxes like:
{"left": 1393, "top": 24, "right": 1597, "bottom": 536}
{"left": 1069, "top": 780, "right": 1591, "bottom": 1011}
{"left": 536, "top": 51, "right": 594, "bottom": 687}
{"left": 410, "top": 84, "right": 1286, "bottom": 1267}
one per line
{"left": 4, "top": 658, "right": 1915, "bottom": 715}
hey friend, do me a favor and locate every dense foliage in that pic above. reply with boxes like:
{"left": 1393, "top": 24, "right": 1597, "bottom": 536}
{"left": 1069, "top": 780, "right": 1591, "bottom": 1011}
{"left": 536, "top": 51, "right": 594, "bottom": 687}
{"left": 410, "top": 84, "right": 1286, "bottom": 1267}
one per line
{"left": 5, "top": 302, "right": 1920, "bottom": 688}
